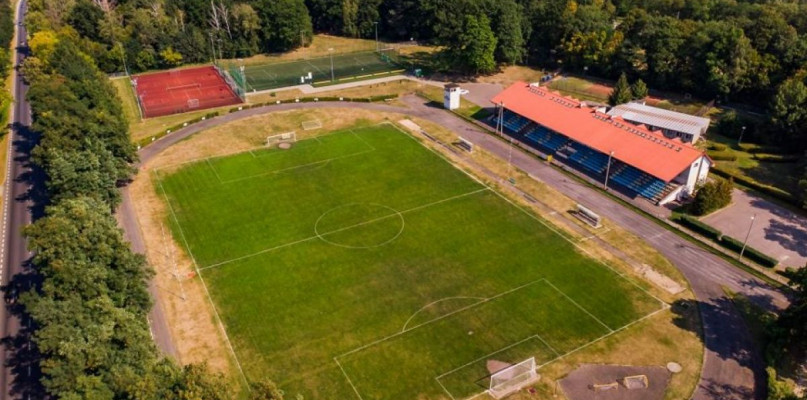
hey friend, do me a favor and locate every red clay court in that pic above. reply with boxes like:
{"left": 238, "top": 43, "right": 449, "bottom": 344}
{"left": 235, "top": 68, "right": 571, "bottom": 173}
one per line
{"left": 133, "top": 66, "right": 243, "bottom": 118}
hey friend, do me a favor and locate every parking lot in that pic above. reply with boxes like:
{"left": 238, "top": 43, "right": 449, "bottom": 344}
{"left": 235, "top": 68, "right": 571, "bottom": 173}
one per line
{"left": 702, "top": 189, "right": 807, "bottom": 269}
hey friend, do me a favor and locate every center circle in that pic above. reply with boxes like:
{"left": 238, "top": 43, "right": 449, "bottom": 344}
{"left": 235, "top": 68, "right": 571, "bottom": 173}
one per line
{"left": 314, "top": 203, "right": 405, "bottom": 249}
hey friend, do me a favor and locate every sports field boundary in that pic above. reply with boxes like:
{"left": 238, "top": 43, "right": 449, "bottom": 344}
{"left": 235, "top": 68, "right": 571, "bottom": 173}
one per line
{"left": 153, "top": 122, "right": 670, "bottom": 399}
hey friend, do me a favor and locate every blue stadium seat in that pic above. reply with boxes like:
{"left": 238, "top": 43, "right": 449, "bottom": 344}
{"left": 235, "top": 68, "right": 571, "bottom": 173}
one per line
{"left": 610, "top": 164, "right": 666, "bottom": 199}
{"left": 567, "top": 143, "right": 609, "bottom": 174}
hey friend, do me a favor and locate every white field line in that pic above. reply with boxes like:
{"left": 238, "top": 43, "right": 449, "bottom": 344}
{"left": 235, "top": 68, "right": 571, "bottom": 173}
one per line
{"left": 435, "top": 377, "right": 457, "bottom": 400}
{"left": 197, "top": 188, "right": 490, "bottom": 271}
{"left": 440, "top": 305, "right": 671, "bottom": 400}
{"left": 401, "top": 296, "right": 487, "bottom": 333}
{"left": 305, "top": 60, "right": 326, "bottom": 75}
{"left": 152, "top": 125, "right": 366, "bottom": 172}
{"left": 334, "top": 357, "right": 365, "bottom": 400}
{"left": 153, "top": 171, "right": 251, "bottom": 390}
{"left": 216, "top": 149, "right": 373, "bottom": 184}
{"left": 205, "top": 158, "right": 223, "bottom": 183}
{"left": 543, "top": 280, "right": 614, "bottom": 332}
{"left": 436, "top": 334, "right": 556, "bottom": 380}
{"left": 388, "top": 120, "right": 669, "bottom": 308}
{"left": 577, "top": 227, "right": 612, "bottom": 242}
{"left": 335, "top": 278, "right": 547, "bottom": 361}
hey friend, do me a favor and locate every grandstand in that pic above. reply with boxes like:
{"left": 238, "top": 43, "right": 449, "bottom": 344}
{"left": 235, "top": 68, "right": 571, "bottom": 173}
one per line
{"left": 491, "top": 83, "right": 711, "bottom": 205}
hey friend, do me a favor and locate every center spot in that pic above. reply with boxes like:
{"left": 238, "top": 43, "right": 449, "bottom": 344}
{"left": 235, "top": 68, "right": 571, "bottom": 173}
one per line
{"left": 314, "top": 203, "right": 405, "bottom": 249}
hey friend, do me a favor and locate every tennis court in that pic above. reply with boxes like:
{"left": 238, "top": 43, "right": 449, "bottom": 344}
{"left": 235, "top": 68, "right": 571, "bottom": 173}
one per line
{"left": 230, "top": 50, "right": 404, "bottom": 92}
{"left": 133, "top": 66, "right": 244, "bottom": 118}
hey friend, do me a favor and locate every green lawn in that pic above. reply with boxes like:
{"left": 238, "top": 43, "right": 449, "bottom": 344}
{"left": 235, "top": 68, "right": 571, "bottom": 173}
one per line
{"left": 231, "top": 51, "right": 403, "bottom": 92}
{"left": 155, "top": 124, "right": 664, "bottom": 399}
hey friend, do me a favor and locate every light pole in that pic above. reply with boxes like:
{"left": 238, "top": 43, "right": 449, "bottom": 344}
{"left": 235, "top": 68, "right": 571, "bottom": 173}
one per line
{"left": 374, "top": 21, "right": 379, "bottom": 51}
{"left": 329, "top": 47, "right": 335, "bottom": 82}
{"left": 738, "top": 125, "right": 746, "bottom": 145}
{"left": 209, "top": 33, "right": 216, "bottom": 64}
{"left": 739, "top": 214, "right": 757, "bottom": 261}
{"left": 603, "top": 151, "right": 615, "bottom": 190}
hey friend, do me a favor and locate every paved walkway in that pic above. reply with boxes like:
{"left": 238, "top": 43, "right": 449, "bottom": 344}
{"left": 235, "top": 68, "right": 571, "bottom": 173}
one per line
{"left": 246, "top": 74, "right": 444, "bottom": 96}
{"left": 703, "top": 189, "right": 807, "bottom": 269}
{"left": 128, "top": 97, "right": 789, "bottom": 400}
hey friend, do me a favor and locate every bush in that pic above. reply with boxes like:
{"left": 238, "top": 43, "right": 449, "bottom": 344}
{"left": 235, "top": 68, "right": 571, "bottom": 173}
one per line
{"left": 716, "top": 110, "right": 763, "bottom": 142}
{"left": 678, "top": 215, "right": 722, "bottom": 239}
{"left": 708, "top": 143, "right": 728, "bottom": 151}
{"left": 720, "top": 236, "right": 779, "bottom": 268}
{"left": 711, "top": 167, "right": 798, "bottom": 205}
{"left": 738, "top": 143, "right": 796, "bottom": 155}
{"left": 692, "top": 178, "right": 733, "bottom": 215}
{"left": 707, "top": 150, "right": 738, "bottom": 161}
{"left": 752, "top": 153, "right": 801, "bottom": 163}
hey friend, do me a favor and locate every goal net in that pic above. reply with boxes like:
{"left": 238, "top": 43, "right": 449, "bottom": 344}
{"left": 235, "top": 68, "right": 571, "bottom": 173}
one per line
{"left": 266, "top": 132, "right": 297, "bottom": 147}
{"left": 488, "top": 358, "right": 539, "bottom": 399}
{"left": 187, "top": 98, "right": 200, "bottom": 109}
{"left": 302, "top": 119, "right": 322, "bottom": 130}
{"left": 623, "top": 375, "right": 648, "bottom": 390}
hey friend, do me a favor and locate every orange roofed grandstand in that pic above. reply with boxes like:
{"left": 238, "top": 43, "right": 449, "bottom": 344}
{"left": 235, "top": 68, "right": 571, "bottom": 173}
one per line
{"left": 490, "top": 82, "right": 705, "bottom": 183}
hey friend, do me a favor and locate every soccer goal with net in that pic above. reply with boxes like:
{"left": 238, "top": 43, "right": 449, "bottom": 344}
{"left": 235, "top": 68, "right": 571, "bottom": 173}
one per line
{"left": 488, "top": 358, "right": 540, "bottom": 399}
{"left": 266, "top": 132, "right": 297, "bottom": 147}
{"left": 302, "top": 119, "right": 322, "bottom": 130}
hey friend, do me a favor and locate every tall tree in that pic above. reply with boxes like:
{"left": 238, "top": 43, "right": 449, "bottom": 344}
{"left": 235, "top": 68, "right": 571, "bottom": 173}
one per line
{"left": 450, "top": 14, "right": 497, "bottom": 74}
{"left": 254, "top": 0, "right": 313, "bottom": 52}
{"left": 631, "top": 78, "right": 648, "bottom": 99}
{"left": 608, "top": 72, "right": 632, "bottom": 105}
{"left": 770, "top": 77, "right": 807, "bottom": 147}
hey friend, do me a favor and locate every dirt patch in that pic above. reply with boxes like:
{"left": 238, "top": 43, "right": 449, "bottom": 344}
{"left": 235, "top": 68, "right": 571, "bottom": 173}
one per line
{"left": 129, "top": 170, "right": 235, "bottom": 375}
{"left": 560, "top": 364, "right": 671, "bottom": 400}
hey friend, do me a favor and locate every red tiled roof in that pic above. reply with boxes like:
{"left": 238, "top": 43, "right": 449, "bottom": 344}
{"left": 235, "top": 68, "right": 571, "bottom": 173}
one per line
{"left": 490, "top": 82, "right": 706, "bottom": 182}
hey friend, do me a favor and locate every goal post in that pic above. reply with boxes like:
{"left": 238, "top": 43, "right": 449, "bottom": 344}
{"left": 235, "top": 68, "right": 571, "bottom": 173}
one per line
{"left": 488, "top": 357, "right": 539, "bottom": 399}
{"left": 266, "top": 131, "right": 297, "bottom": 147}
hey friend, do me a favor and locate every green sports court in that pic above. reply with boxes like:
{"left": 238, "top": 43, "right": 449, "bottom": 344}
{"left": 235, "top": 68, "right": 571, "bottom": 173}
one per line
{"left": 228, "top": 50, "right": 404, "bottom": 92}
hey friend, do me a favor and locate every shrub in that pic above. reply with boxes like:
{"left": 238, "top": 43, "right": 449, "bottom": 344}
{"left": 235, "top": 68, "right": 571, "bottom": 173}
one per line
{"left": 720, "top": 236, "right": 779, "bottom": 268}
{"left": 716, "top": 110, "right": 763, "bottom": 142}
{"left": 692, "top": 178, "right": 733, "bottom": 215}
{"left": 711, "top": 167, "right": 798, "bottom": 205}
{"left": 708, "top": 143, "right": 728, "bottom": 151}
{"left": 752, "top": 153, "right": 801, "bottom": 163}
{"left": 738, "top": 143, "right": 796, "bottom": 155}
{"left": 678, "top": 215, "right": 722, "bottom": 239}
{"left": 707, "top": 150, "right": 738, "bottom": 161}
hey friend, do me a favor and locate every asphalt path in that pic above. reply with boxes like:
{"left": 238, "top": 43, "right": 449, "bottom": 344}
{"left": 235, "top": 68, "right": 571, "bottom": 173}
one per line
{"left": 1, "top": 0, "right": 33, "bottom": 398}
{"left": 126, "top": 97, "right": 788, "bottom": 399}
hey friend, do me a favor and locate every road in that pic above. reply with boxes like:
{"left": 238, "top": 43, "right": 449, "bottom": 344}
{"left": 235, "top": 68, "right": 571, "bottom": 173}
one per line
{"left": 1, "top": 0, "right": 33, "bottom": 398}
{"left": 128, "top": 96, "right": 788, "bottom": 399}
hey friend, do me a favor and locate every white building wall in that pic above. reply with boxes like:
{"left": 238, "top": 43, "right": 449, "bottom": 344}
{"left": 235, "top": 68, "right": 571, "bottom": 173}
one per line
{"left": 683, "top": 155, "right": 711, "bottom": 195}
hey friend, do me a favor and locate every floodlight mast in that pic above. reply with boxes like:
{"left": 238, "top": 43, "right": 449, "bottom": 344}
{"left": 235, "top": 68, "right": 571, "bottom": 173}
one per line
{"left": 329, "top": 48, "right": 335, "bottom": 81}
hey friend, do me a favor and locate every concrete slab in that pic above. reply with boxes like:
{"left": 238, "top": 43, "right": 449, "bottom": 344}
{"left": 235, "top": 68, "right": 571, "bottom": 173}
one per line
{"left": 560, "top": 364, "right": 671, "bottom": 400}
{"left": 702, "top": 189, "right": 807, "bottom": 269}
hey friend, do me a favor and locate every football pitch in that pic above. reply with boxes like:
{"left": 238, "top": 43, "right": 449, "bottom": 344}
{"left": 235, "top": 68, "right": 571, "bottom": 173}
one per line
{"left": 155, "top": 124, "right": 666, "bottom": 399}
{"left": 232, "top": 51, "right": 403, "bottom": 92}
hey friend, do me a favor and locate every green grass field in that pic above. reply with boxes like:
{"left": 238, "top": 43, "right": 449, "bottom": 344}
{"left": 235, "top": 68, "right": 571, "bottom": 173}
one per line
{"left": 231, "top": 51, "right": 403, "bottom": 92}
{"left": 155, "top": 124, "right": 665, "bottom": 399}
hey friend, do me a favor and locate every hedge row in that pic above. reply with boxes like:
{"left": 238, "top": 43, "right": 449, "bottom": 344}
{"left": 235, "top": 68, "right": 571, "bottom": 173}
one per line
{"left": 710, "top": 167, "right": 798, "bottom": 205}
{"left": 674, "top": 214, "right": 779, "bottom": 268}
{"left": 719, "top": 235, "right": 779, "bottom": 267}
{"left": 707, "top": 150, "right": 738, "bottom": 161}
{"left": 678, "top": 214, "right": 722, "bottom": 240}
{"left": 737, "top": 143, "right": 796, "bottom": 155}
{"left": 708, "top": 143, "right": 728, "bottom": 151}
{"left": 752, "top": 153, "right": 801, "bottom": 163}
{"left": 138, "top": 95, "right": 399, "bottom": 148}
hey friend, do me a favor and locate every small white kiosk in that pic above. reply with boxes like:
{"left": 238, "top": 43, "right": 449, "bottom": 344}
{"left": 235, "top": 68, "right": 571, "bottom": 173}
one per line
{"left": 444, "top": 83, "right": 461, "bottom": 110}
